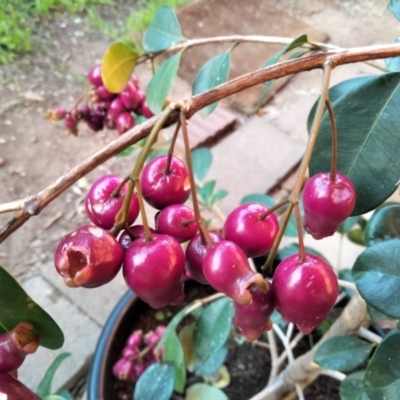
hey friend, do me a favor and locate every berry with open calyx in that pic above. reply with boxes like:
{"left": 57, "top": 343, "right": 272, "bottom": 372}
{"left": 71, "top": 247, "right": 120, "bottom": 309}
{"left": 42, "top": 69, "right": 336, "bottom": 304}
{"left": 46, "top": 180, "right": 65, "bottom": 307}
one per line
{"left": 140, "top": 155, "right": 191, "bottom": 210}
{"left": 116, "top": 112, "right": 135, "bottom": 135}
{"left": 223, "top": 203, "right": 279, "bottom": 257}
{"left": 233, "top": 281, "right": 274, "bottom": 341}
{"left": 185, "top": 232, "right": 222, "bottom": 284}
{"left": 303, "top": 172, "right": 356, "bottom": 240}
{"left": 87, "top": 64, "right": 103, "bottom": 87}
{"left": 85, "top": 174, "right": 139, "bottom": 230}
{"left": 272, "top": 253, "right": 338, "bottom": 334}
{"left": 156, "top": 204, "right": 198, "bottom": 243}
{"left": 0, "top": 322, "right": 40, "bottom": 373}
{"left": 123, "top": 234, "right": 185, "bottom": 309}
{"left": 54, "top": 225, "right": 123, "bottom": 288}
{"left": 203, "top": 240, "right": 268, "bottom": 305}
{"left": 0, "top": 372, "right": 41, "bottom": 399}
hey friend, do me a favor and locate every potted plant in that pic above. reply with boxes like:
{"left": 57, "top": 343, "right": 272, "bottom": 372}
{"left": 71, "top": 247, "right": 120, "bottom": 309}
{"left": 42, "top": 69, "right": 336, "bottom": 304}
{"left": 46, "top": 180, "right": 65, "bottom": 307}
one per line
{"left": 1, "top": 3, "right": 400, "bottom": 399}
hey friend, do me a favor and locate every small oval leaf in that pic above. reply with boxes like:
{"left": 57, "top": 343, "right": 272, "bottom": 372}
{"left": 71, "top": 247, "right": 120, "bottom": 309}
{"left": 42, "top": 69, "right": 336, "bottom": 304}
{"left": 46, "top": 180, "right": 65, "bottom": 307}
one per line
{"left": 142, "top": 6, "right": 183, "bottom": 53}
{"left": 192, "top": 148, "right": 213, "bottom": 181}
{"left": 364, "top": 204, "right": 400, "bottom": 246}
{"left": 133, "top": 363, "right": 175, "bottom": 400}
{"left": 388, "top": 0, "right": 400, "bottom": 21}
{"left": 352, "top": 239, "right": 400, "bottom": 318}
{"left": 314, "top": 336, "right": 372, "bottom": 372}
{"left": 347, "top": 229, "right": 366, "bottom": 246}
{"left": 193, "top": 51, "right": 231, "bottom": 116}
{"left": 102, "top": 42, "right": 138, "bottom": 93}
{"left": 364, "top": 329, "right": 400, "bottom": 399}
{"left": 0, "top": 266, "right": 64, "bottom": 350}
{"left": 186, "top": 383, "right": 228, "bottom": 400}
{"left": 146, "top": 52, "right": 181, "bottom": 114}
{"left": 194, "top": 346, "right": 228, "bottom": 377}
{"left": 340, "top": 371, "right": 370, "bottom": 400}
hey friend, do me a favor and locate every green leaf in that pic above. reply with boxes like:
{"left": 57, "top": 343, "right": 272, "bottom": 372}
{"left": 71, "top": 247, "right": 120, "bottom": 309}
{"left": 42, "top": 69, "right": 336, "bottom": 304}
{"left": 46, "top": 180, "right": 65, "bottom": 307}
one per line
{"left": 193, "top": 298, "right": 234, "bottom": 363}
{"left": 179, "top": 323, "right": 196, "bottom": 372}
{"left": 116, "top": 146, "right": 136, "bottom": 158}
{"left": 142, "top": 6, "right": 183, "bottom": 53}
{"left": 284, "top": 214, "right": 300, "bottom": 237}
{"left": 101, "top": 42, "right": 138, "bottom": 93}
{"left": 162, "top": 330, "right": 186, "bottom": 393}
{"left": 192, "top": 51, "right": 231, "bottom": 116}
{"left": 386, "top": 39, "right": 400, "bottom": 72}
{"left": 367, "top": 303, "right": 397, "bottom": 324}
{"left": 364, "top": 329, "right": 400, "bottom": 398}
{"left": 133, "top": 362, "right": 175, "bottom": 400}
{"left": 308, "top": 73, "right": 400, "bottom": 215}
{"left": 352, "top": 239, "right": 400, "bottom": 318}
{"left": 340, "top": 371, "right": 370, "bottom": 400}
{"left": 192, "top": 148, "right": 213, "bottom": 181}
{"left": 240, "top": 193, "right": 275, "bottom": 208}
{"left": 194, "top": 346, "right": 228, "bottom": 377}
{"left": 347, "top": 229, "right": 366, "bottom": 246}
{"left": 364, "top": 204, "right": 400, "bottom": 246}
{"left": 54, "top": 391, "right": 73, "bottom": 400}
{"left": 314, "top": 336, "right": 372, "bottom": 372}
{"left": 199, "top": 180, "right": 216, "bottom": 205}
{"left": 0, "top": 266, "right": 64, "bottom": 349}
{"left": 338, "top": 216, "right": 359, "bottom": 234}
{"left": 388, "top": 0, "right": 400, "bottom": 21}
{"left": 37, "top": 353, "right": 71, "bottom": 397}
{"left": 186, "top": 383, "right": 228, "bottom": 400}
{"left": 211, "top": 190, "right": 228, "bottom": 204}
{"left": 146, "top": 53, "right": 181, "bottom": 114}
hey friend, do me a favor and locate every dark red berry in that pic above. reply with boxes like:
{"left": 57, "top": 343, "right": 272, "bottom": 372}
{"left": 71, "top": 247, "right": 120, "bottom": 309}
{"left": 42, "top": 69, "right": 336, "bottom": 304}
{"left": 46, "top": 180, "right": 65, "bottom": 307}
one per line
{"left": 203, "top": 240, "right": 268, "bottom": 305}
{"left": 86, "top": 110, "right": 104, "bottom": 132}
{"left": 156, "top": 204, "right": 198, "bottom": 243}
{"left": 92, "top": 85, "right": 117, "bottom": 103}
{"left": 108, "top": 97, "right": 126, "bottom": 121}
{"left": 223, "top": 203, "right": 279, "bottom": 257}
{"left": 123, "top": 234, "right": 185, "bottom": 309}
{"left": 118, "top": 226, "right": 156, "bottom": 251}
{"left": 0, "top": 372, "right": 41, "bottom": 399}
{"left": 64, "top": 115, "right": 78, "bottom": 135}
{"left": 93, "top": 101, "right": 111, "bottom": 113}
{"left": 303, "top": 172, "right": 356, "bottom": 240}
{"left": 78, "top": 105, "right": 91, "bottom": 121}
{"left": 116, "top": 112, "right": 135, "bottom": 135}
{"left": 85, "top": 174, "right": 140, "bottom": 230}
{"left": 54, "top": 225, "right": 124, "bottom": 288}
{"left": 233, "top": 282, "right": 274, "bottom": 341}
{"left": 0, "top": 322, "right": 40, "bottom": 373}
{"left": 120, "top": 82, "right": 142, "bottom": 111}
{"left": 87, "top": 64, "right": 103, "bottom": 87}
{"left": 140, "top": 155, "right": 191, "bottom": 210}
{"left": 272, "top": 253, "right": 339, "bottom": 334}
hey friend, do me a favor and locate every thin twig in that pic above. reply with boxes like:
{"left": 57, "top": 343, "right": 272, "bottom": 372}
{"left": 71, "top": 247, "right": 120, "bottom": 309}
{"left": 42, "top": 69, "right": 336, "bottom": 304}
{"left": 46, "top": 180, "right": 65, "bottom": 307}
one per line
{"left": 319, "top": 369, "right": 346, "bottom": 381}
{"left": 337, "top": 279, "right": 357, "bottom": 292}
{"left": 357, "top": 326, "right": 382, "bottom": 344}
{"left": 0, "top": 199, "right": 26, "bottom": 214}
{"left": 267, "top": 330, "right": 280, "bottom": 383}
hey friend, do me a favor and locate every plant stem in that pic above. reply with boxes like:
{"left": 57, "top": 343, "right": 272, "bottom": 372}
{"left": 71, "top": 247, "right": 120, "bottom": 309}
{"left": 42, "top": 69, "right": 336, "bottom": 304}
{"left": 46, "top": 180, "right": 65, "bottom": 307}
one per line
{"left": 183, "top": 292, "right": 226, "bottom": 316}
{"left": 111, "top": 175, "right": 131, "bottom": 198}
{"left": 318, "top": 369, "right": 346, "bottom": 381}
{"left": 0, "top": 199, "right": 25, "bottom": 214}
{"left": 135, "top": 179, "right": 153, "bottom": 242}
{"left": 326, "top": 98, "right": 338, "bottom": 181}
{"left": 267, "top": 329, "right": 279, "bottom": 383}
{"left": 165, "top": 122, "right": 181, "bottom": 175}
{"left": 293, "top": 202, "right": 305, "bottom": 261}
{"left": 259, "top": 198, "right": 289, "bottom": 220}
{"left": 337, "top": 279, "right": 358, "bottom": 292}
{"left": 357, "top": 326, "right": 382, "bottom": 344}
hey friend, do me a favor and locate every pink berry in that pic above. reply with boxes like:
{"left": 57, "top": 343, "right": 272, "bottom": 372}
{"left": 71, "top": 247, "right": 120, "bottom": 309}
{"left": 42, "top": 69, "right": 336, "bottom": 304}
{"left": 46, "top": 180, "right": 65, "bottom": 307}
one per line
{"left": 92, "top": 85, "right": 117, "bottom": 103}
{"left": 223, "top": 203, "right": 279, "bottom": 257}
{"left": 86, "top": 110, "right": 104, "bottom": 132}
{"left": 116, "top": 112, "right": 135, "bottom": 135}
{"left": 107, "top": 97, "right": 126, "bottom": 121}
{"left": 272, "top": 253, "right": 339, "bottom": 334}
{"left": 54, "top": 225, "right": 123, "bottom": 288}
{"left": 123, "top": 234, "right": 185, "bottom": 309}
{"left": 185, "top": 232, "right": 222, "bottom": 284}
{"left": 203, "top": 240, "right": 269, "bottom": 305}
{"left": 85, "top": 174, "right": 140, "bottom": 230}
{"left": 112, "top": 358, "right": 134, "bottom": 380}
{"left": 64, "top": 115, "right": 78, "bottom": 135}
{"left": 0, "top": 372, "right": 41, "bottom": 399}
{"left": 140, "top": 155, "right": 191, "bottom": 210}
{"left": 122, "top": 346, "right": 139, "bottom": 359}
{"left": 126, "top": 330, "right": 143, "bottom": 348}
{"left": 141, "top": 99, "right": 154, "bottom": 118}
{"left": 120, "top": 82, "right": 142, "bottom": 111}
{"left": 303, "top": 172, "right": 356, "bottom": 240}
{"left": 87, "top": 64, "right": 103, "bottom": 87}
{"left": 78, "top": 105, "right": 91, "bottom": 121}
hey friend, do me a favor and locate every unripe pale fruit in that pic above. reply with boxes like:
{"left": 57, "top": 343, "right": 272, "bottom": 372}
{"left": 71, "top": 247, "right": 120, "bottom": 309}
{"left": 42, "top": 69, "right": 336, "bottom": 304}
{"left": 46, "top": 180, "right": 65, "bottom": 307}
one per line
{"left": 123, "top": 234, "right": 185, "bottom": 309}
{"left": 0, "top": 372, "right": 41, "bottom": 400}
{"left": 223, "top": 203, "right": 279, "bottom": 257}
{"left": 54, "top": 225, "right": 123, "bottom": 288}
{"left": 0, "top": 322, "right": 40, "bottom": 373}
{"left": 203, "top": 240, "right": 268, "bottom": 305}
{"left": 233, "top": 282, "right": 274, "bottom": 341}
{"left": 185, "top": 232, "right": 222, "bottom": 284}
{"left": 272, "top": 253, "right": 339, "bottom": 334}
{"left": 303, "top": 172, "right": 356, "bottom": 239}
{"left": 85, "top": 174, "right": 140, "bottom": 230}
{"left": 140, "top": 155, "right": 191, "bottom": 210}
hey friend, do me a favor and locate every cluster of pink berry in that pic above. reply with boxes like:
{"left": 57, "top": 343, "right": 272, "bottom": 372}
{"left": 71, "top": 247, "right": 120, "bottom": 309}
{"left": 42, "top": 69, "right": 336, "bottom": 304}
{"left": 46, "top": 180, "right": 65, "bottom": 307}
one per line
{"left": 46, "top": 65, "right": 153, "bottom": 135}
{"left": 112, "top": 326, "right": 166, "bottom": 382}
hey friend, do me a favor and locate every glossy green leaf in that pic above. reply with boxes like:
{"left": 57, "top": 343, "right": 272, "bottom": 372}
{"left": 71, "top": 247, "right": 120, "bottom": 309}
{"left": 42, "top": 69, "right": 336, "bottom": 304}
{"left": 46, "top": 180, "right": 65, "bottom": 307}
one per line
{"left": 37, "top": 353, "right": 71, "bottom": 397}
{"left": 308, "top": 73, "right": 400, "bottom": 215}
{"left": 0, "top": 266, "right": 63, "bottom": 349}
{"left": 146, "top": 53, "right": 181, "bottom": 114}
{"left": 162, "top": 330, "right": 186, "bottom": 393}
{"left": 194, "top": 346, "right": 228, "bottom": 377}
{"left": 352, "top": 239, "right": 400, "bottom": 318}
{"left": 101, "top": 42, "right": 138, "bottom": 93}
{"left": 211, "top": 190, "right": 228, "bottom": 204}
{"left": 386, "top": 39, "right": 400, "bottom": 72}
{"left": 314, "top": 336, "right": 372, "bottom": 372}
{"left": 199, "top": 180, "right": 216, "bottom": 205}
{"left": 284, "top": 214, "right": 301, "bottom": 237}
{"left": 142, "top": 6, "right": 183, "bottom": 53}
{"left": 367, "top": 303, "right": 397, "bottom": 324}
{"left": 193, "top": 51, "right": 231, "bottom": 116}
{"left": 339, "top": 371, "right": 370, "bottom": 400}
{"left": 338, "top": 216, "right": 359, "bottom": 234}
{"left": 193, "top": 298, "right": 234, "bottom": 363}
{"left": 364, "top": 204, "right": 400, "bottom": 246}
{"left": 186, "top": 383, "right": 228, "bottom": 400}
{"left": 388, "top": 0, "right": 400, "bottom": 21}
{"left": 364, "top": 329, "right": 400, "bottom": 399}
{"left": 192, "top": 147, "right": 212, "bottom": 180}
{"left": 240, "top": 193, "right": 275, "bottom": 208}
{"left": 133, "top": 363, "right": 175, "bottom": 400}
{"left": 347, "top": 229, "right": 366, "bottom": 246}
